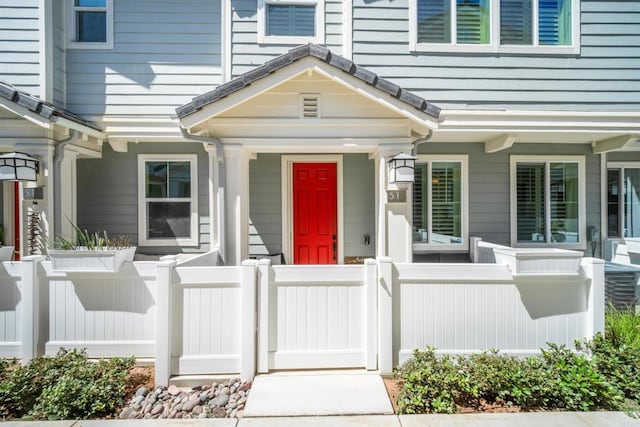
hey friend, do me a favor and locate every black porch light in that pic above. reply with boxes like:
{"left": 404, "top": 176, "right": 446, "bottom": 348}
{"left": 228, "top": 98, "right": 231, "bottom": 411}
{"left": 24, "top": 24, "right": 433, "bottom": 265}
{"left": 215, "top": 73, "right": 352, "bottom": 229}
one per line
{"left": 0, "top": 152, "right": 39, "bottom": 181}
{"left": 388, "top": 152, "right": 417, "bottom": 184}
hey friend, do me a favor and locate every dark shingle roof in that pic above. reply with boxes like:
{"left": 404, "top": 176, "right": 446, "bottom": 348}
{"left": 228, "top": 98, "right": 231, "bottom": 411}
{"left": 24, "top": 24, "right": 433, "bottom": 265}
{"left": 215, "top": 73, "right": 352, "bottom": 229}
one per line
{"left": 0, "top": 80, "right": 102, "bottom": 132}
{"left": 176, "top": 44, "right": 440, "bottom": 120}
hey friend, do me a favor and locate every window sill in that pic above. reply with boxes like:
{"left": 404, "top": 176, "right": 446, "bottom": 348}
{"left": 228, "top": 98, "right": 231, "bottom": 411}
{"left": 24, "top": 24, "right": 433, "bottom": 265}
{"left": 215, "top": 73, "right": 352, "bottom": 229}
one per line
{"left": 257, "top": 35, "right": 324, "bottom": 45}
{"left": 139, "top": 238, "right": 199, "bottom": 247}
{"left": 67, "top": 40, "right": 114, "bottom": 50}
{"left": 410, "top": 43, "right": 580, "bottom": 56}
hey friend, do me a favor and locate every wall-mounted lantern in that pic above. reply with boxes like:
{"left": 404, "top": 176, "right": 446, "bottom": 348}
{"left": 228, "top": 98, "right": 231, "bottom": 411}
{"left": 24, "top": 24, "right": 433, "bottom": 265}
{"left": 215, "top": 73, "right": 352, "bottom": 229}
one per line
{"left": 388, "top": 152, "right": 416, "bottom": 184}
{"left": 0, "top": 152, "right": 39, "bottom": 181}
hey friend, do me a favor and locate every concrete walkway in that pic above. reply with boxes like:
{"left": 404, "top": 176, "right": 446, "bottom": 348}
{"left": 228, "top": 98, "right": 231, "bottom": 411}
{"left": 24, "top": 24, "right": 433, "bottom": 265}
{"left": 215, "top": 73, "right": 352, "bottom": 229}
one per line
{"left": 2, "top": 413, "right": 640, "bottom": 426}
{"left": 243, "top": 371, "right": 394, "bottom": 417}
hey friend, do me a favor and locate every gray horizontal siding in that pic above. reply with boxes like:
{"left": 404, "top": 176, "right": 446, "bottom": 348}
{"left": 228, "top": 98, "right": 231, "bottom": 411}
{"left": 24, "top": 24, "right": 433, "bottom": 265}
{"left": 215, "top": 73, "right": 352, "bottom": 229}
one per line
{"left": 66, "top": 0, "right": 222, "bottom": 118}
{"left": 77, "top": 142, "right": 211, "bottom": 255}
{"left": 52, "top": 1, "right": 65, "bottom": 107}
{"left": 0, "top": 0, "right": 39, "bottom": 95}
{"left": 417, "top": 142, "right": 601, "bottom": 256}
{"left": 351, "top": 0, "right": 640, "bottom": 110}
{"left": 249, "top": 153, "right": 375, "bottom": 262}
{"left": 231, "top": 0, "right": 343, "bottom": 76}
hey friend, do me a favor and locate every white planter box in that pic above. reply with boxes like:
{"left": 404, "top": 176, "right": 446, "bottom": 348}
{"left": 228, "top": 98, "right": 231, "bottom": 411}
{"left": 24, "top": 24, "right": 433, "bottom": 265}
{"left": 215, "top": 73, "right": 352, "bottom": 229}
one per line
{"left": 493, "top": 248, "right": 582, "bottom": 276}
{"left": 0, "top": 246, "right": 14, "bottom": 261}
{"left": 624, "top": 238, "right": 640, "bottom": 254}
{"left": 49, "top": 247, "right": 136, "bottom": 272}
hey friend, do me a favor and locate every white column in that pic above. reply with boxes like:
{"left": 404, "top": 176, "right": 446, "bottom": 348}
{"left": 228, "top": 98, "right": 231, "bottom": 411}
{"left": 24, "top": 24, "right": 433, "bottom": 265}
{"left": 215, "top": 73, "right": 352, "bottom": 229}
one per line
{"left": 241, "top": 259, "right": 258, "bottom": 381}
{"left": 20, "top": 255, "right": 45, "bottom": 363}
{"left": 372, "top": 145, "right": 413, "bottom": 262}
{"left": 204, "top": 144, "right": 221, "bottom": 256}
{"left": 224, "top": 145, "right": 251, "bottom": 266}
{"left": 377, "top": 256, "right": 393, "bottom": 374}
{"left": 582, "top": 257, "right": 606, "bottom": 337}
{"left": 155, "top": 260, "right": 176, "bottom": 386}
{"left": 59, "top": 149, "right": 78, "bottom": 240}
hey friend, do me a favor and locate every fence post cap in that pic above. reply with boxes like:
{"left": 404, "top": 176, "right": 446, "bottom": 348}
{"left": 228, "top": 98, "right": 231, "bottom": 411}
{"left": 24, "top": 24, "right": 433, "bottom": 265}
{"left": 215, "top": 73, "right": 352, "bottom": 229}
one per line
{"left": 242, "top": 259, "right": 259, "bottom": 267}
{"left": 256, "top": 258, "right": 272, "bottom": 266}
{"left": 364, "top": 258, "right": 376, "bottom": 265}
{"left": 376, "top": 256, "right": 393, "bottom": 264}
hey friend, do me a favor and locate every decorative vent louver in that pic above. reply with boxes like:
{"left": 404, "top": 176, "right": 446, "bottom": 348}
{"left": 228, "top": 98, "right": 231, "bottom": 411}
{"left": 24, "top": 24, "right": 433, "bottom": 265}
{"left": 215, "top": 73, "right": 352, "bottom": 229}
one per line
{"left": 300, "top": 94, "right": 320, "bottom": 118}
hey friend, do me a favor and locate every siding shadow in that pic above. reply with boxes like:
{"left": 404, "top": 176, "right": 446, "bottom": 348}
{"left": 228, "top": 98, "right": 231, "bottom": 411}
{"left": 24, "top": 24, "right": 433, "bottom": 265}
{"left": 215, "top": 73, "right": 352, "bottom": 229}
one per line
{"left": 0, "top": 277, "right": 20, "bottom": 311}
{"left": 516, "top": 280, "right": 588, "bottom": 319}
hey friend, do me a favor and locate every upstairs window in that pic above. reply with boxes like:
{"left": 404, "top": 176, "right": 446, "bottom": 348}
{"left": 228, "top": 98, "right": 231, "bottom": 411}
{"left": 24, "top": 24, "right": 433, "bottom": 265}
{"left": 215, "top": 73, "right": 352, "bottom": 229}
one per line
{"left": 68, "top": 0, "right": 113, "bottom": 49}
{"left": 410, "top": 0, "right": 578, "bottom": 53}
{"left": 258, "top": 0, "right": 325, "bottom": 44}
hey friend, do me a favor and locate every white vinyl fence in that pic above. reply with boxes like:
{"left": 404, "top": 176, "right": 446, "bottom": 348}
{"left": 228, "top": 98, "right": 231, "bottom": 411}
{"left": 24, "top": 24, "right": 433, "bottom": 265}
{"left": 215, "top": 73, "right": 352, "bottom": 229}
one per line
{"left": 0, "top": 249, "right": 605, "bottom": 386}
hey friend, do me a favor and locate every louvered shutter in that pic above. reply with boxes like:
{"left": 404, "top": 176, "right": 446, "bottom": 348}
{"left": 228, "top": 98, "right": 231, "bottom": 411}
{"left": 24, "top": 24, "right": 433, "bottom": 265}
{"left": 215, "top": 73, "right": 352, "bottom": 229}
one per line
{"left": 538, "top": 0, "right": 571, "bottom": 45}
{"left": 417, "top": 0, "right": 452, "bottom": 43}
{"left": 456, "top": 0, "right": 490, "bottom": 44}
{"left": 412, "top": 164, "right": 428, "bottom": 241}
{"left": 500, "top": 0, "right": 533, "bottom": 45}
{"left": 266, "top": 5, "right": 315, "bottom": 37}
{"left": 516, "top": 163, "right": 545, "bottom": 242}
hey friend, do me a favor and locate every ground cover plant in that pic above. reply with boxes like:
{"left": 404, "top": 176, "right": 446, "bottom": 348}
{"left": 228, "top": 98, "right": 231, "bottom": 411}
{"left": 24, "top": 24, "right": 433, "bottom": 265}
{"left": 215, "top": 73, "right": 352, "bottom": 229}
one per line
{"left": 0, "top": 349, "right": 135, "bottom": 420}
{"left": 395, "top": 308, "right": 640, "bottom": 414}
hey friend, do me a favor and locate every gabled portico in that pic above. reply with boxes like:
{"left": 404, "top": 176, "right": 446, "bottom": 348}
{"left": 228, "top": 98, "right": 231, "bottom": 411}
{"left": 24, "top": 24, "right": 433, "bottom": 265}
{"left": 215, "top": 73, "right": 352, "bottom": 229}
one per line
{"left": 177, "top": 44, "right": 440, "bottom": 265}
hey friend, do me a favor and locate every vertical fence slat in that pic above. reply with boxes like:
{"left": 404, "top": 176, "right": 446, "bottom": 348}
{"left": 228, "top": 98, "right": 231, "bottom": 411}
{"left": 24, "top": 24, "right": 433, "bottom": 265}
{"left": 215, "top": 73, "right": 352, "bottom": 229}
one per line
{"left": 155, "top": 260, "right": 176, "bottom": 387}
{"left": 20, "top": 256, "right": 45, "bottom": 363}
{"left": 257, "top": 259, "right": 271, "bottom": 373}
{"left": 377, "top": 257, "right": 393, "bottom": 374}
{"left": 241, "top": 260, "right": 258, "bottom": 381}
{"left": 365, "top": 258, "right": 377, "bottom": 370}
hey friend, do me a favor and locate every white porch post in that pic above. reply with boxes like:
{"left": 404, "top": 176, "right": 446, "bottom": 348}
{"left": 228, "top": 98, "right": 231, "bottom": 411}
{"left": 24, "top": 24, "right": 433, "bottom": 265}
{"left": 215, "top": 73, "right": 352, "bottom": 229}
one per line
{"left": 155, "top": 260, "right": 176, "bottom": 387}
{"left": 372, "top": 146, "right": 413, "bottom": 262}
{"left": 224, "top": 145, "right": 251, "bottom": 266}
{"left": 256, "top": 258, "right": 271, "bottom": 373}
{"left": 240, "top": 259, "right": 258, "bottom": 381}
{"left": 59, "top": 149, "right": 78, "bottom": 239}
{"left": 377, "top": 256, "right": 393, "bottom": 374}
{"left": 204, "top": 144, "right": 223, "bottom": 258}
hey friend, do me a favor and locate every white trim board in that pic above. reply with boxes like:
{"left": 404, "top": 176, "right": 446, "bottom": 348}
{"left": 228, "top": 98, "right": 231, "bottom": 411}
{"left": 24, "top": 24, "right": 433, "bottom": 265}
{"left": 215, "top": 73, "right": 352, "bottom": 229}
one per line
{"left": 281, "top": 155, "right": 344, "bottom": 265}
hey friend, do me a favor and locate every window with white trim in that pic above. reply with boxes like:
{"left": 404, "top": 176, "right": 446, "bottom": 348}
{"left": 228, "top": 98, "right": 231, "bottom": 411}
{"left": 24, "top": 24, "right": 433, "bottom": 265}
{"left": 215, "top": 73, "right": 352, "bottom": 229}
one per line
{"left": 67, "top": 0, "right": 114, "bottom": 49}
{"left": 138, "top": 155, "right": 198, "bottom": 247}
{"left": 257, "top": 0, "right": 325, "bottom": 44}
{"left": 412, "top": 155, "right": 469, "bottom": 251}
{"left": 510, "top": 156, "right": 585, "bottom": 248}
{"left": 410, "top": 0, "right": 578, "bottom": 53}
{"left": 607, "top": 163, "right": 640, "bottom": 239}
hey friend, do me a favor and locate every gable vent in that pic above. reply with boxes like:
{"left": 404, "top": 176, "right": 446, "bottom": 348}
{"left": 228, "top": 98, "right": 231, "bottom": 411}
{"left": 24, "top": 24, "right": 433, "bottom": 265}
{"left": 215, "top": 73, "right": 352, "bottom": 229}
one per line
{"left": 300, "top": 94, "right": 320, "bottom": 118}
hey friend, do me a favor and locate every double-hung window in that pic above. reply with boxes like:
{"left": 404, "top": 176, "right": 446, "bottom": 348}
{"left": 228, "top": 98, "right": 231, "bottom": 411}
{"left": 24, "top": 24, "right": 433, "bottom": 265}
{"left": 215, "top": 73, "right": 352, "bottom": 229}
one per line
{"left": 410, "top": 0, "right": 578, "bottom": 53}
{"left": 412, "top": 155, "right": 469, "bottom": 251}
{"left": 257, "top": 0, "right": 325, "bottom": 44}
{"left": 510, "top": 156, "right": 585, "bottom": 248}
{"left": 67, "top": 0, "right": 114, "bottom": 49}
{"left": 607, "top": 163, "right": 640, "bottom": 239}
{"left": 138, "top": 155, "right": 198, "bottom": 247}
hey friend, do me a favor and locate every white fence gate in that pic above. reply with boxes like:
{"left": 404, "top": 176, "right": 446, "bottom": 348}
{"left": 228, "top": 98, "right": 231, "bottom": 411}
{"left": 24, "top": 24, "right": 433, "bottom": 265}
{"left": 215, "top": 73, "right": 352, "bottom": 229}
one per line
{"left": 256, "top": 261, "right": 377, "bottom": 371}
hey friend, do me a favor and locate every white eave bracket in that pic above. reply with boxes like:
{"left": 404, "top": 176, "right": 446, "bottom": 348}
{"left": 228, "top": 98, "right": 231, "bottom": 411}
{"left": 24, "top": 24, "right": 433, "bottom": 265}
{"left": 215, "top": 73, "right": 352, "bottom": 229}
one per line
{"left": 108, "top": 139, "right": 129, "bottom": 153}
{"left": 592, "top": 134, "right": 640, "bottom": 154}
{"left": 485, "top": 134, "right": 517, "bottom": 153}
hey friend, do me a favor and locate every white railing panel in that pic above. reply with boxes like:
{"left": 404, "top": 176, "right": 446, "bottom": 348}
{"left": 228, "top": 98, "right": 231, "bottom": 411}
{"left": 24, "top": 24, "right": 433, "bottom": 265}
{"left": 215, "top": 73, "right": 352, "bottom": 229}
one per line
{"left": 44, "top": 261, "right": 157, "bottom": 357}
{"left": 269, "top": 265, "right": 367, "bottom": 370}
{"left": 0, "top": 261, "right": 22, "bottom": 357}
{"left": 394, "top": 263, "right": 588, "bottom": 364}
{"left": 174, "top": 265, "right": 242, "bottom": 375}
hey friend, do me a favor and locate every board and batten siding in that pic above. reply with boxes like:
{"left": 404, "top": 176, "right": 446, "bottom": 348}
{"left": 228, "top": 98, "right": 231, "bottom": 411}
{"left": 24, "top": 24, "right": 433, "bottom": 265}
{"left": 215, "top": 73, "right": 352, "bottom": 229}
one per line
{"left": 417, "top": 142, "right": 601, "bottom": 255}
{"left": 76, "top": 142, "right": 211, "bottom": 255}
{"left": 66, "top": 0, "right": 222, "bottom": 118}
{"left": 231, "top": 0, "right": 344, "bottom": 77}
{"left": 0, "top": 0, "right": 40, "bottom": 95}
{"left": 351, "top": 0, "right": 640, "bottom": 110}
{"left": 249, "top": 153, "right": 375, "bottom": 261}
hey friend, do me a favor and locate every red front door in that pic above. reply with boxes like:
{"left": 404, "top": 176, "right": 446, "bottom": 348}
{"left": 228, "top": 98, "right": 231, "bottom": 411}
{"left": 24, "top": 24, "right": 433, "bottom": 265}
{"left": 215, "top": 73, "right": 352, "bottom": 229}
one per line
{"left": 293, "top": 163, "right": 337, "bottom": 264}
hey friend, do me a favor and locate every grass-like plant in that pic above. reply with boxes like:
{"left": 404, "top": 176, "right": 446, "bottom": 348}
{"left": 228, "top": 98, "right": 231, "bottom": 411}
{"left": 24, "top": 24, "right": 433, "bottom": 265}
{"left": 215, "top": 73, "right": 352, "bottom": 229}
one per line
{"left": 55, "top": 223, "right": 131, "bottom": 251}
{"left": 605, "top": 305, "right": 640, "bottom": 351}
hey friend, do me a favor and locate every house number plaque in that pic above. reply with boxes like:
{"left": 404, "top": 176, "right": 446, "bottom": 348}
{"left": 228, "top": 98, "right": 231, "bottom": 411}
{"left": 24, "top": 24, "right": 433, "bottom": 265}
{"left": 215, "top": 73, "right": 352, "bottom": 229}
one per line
{"left": 386, "top": 189, "right": 407, "bottom": 203}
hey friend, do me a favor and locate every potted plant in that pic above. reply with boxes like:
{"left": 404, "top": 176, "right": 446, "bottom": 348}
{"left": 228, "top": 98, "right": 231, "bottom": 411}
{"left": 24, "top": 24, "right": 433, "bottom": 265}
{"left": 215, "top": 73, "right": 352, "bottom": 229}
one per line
{"left": 48, "top": 225, "right": 136, "bottom": 272}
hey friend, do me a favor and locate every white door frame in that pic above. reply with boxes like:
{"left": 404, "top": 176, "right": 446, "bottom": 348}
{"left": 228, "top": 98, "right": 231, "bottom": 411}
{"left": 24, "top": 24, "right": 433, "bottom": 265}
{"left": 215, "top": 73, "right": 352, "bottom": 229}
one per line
{"left": 281, "top": 155, "right": 344, "bottom": 264}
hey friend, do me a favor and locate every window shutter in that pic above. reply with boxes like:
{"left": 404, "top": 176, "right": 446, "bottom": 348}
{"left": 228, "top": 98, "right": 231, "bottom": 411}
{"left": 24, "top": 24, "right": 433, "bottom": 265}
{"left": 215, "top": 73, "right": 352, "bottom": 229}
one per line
{"left": 266, "top": 4, "right": 315, "bottom": 37}
{"left": 456, "top": 0, "right": 490, "bottom": 44}
{"left": 412, "top": 165, "right": 427, "bottom": 237}
{"left": 500, "top": 0, "right": 533, "bottom": 45}
{"left": 538, "top": 0, "right": 571, "bottom": 45}
{"left": 516, "top": 163, "right": 545, "bottom": 242}
{"left": 417, "top": 0, "right": 452, "bottom": 43}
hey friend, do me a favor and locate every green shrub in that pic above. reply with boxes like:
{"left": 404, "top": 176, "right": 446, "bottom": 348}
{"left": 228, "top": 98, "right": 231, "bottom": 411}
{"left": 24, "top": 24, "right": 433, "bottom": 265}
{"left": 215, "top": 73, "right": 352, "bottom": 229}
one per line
{"left": 605, "top": 306, "right": 640, "bottom": 351}
{"left": 0, "top": 349, "right": 134, "bottom": 420}
{"left": 584, "top": 333, "right": 640, "bottom": 403}
{"left": 395, "top": 344, "right": 625, "bottom": 414}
